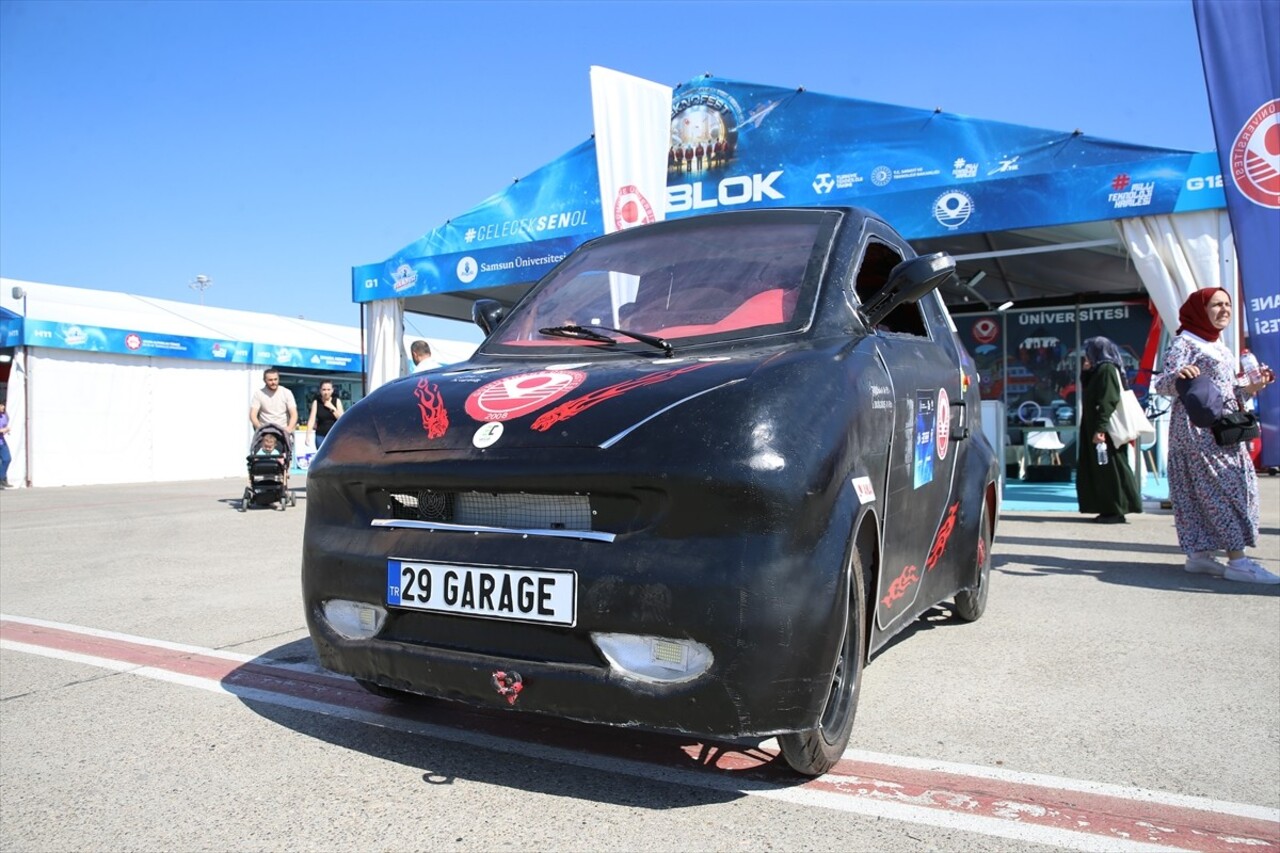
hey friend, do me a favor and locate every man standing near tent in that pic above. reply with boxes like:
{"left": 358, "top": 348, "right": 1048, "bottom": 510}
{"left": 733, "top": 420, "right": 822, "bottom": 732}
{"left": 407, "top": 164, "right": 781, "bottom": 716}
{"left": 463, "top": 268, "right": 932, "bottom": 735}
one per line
{"left": 410, "top": 340, "right": 440, "bottom": 373}
{"left": 250, "top": 368, "right": 298, "bottom": 434}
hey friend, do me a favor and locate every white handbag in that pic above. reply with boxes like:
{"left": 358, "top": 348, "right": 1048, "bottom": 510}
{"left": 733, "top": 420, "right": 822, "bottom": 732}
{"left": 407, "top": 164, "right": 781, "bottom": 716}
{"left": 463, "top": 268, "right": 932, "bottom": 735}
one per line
{"left": 1106, "top": 389, "right": 1155, "bottom": 446}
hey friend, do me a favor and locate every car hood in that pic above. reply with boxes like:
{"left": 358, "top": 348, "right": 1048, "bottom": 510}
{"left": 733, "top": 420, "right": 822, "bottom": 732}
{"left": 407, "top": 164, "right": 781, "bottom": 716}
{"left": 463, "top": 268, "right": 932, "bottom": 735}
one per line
{"left": 369, "top": 357, "right": 765, "bottom": 453}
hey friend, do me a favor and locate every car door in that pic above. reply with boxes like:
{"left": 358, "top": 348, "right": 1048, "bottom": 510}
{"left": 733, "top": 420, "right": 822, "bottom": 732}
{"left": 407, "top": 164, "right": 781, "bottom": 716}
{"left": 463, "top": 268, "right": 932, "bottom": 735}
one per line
{"left": 850, "top": 235, "right": 963, "bottom": 633}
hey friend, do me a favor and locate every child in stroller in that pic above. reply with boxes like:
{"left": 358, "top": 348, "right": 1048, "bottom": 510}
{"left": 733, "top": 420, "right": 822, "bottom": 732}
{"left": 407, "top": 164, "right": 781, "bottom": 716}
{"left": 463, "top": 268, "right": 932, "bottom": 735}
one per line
{"left": 241, "top": 423, "right": 297, "bottom": 511}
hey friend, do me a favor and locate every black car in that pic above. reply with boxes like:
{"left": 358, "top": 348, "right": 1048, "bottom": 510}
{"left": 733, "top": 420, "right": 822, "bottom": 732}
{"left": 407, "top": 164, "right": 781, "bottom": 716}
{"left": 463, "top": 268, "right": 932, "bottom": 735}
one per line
{"left": 302, "top": 207, "right": 1000, "bottom": 776}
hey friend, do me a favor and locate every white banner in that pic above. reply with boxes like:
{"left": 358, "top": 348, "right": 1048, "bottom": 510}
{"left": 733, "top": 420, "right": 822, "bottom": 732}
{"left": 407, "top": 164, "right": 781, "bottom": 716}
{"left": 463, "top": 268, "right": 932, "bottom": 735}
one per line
{"left": 590, "top": 67, "right": 673, "bottom": 323}
{"left": 590, "top": 66, "right": 672, "bottom": 236}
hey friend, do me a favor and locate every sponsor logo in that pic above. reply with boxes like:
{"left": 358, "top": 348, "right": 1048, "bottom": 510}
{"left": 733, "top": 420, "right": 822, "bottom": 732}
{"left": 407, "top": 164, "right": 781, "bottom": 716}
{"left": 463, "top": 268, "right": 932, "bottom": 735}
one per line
{"left": 1108, "top": 174, "right": 1154, "bottom": 209}
{"left": 464, "top": 210, "right": 591, "bottom": 244}
{"left": 62, "top": 326, "right": 88, "bottom": 346}
{"left": 670, "top": 85, "right": 745, "bottom": 174}
{"left": 952, "top": 157, "right": 979, "bottom": 179}
{"left": 936, "top": 388, "right": 950, "bottom": 461}
{"left": 972, "top": 317, "right": 999, "bottom": 344}
{"left": 613, "top": 185, "right": 656, "bottom": 230}
{"left": 472, "top": 421, "right": 503, "bottom": 449}
{"left": 125, "top": 333, "right": 142, "bottom": 351}
{"left": 465, "top": 370, "right": 587, "bottom": 422}
{"left": 392, "top": 263, "right": 418, "bottom": 293}
{"left": 852, "top": 476, "right": 876, "bottom": 504}
{"left": 667, "top": 171, "right": 785, "bottom": 212}
{"left": 870, "top": 165, "right": 893, "bottom": 187}
{"left": 1230, "top": 98, "right": 1280, "bottom": 208}
{"left": 456, "top": 257, "right": 478, "bottom": 284}
{"left": 987, "top": 155, "right": 1020, "bottom": 175}
{"left": 812, "top": 173, "right": 835, "bottom": 194}
{"left": 933, "top": 190, "right": 974, "bottom": 230}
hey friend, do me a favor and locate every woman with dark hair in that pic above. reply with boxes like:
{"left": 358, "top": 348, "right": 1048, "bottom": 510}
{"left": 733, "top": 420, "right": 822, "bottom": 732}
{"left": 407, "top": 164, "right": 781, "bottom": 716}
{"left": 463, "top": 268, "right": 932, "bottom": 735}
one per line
{"left": 306, "top": 381, "right": 344, "bottom": 451}
{"left": 1075, "top": 335, "right": 1143, "bottom": 524}
{"left": 1153, "top": 288, "right": 1277, "bottom": 583}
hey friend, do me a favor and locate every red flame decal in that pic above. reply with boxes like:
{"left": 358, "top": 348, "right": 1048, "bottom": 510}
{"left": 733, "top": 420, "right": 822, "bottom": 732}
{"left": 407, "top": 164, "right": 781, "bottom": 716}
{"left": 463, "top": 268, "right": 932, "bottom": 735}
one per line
{"left": 881, "top": 564, "right": 920, "bottom": 608}
{"left": 530, "top": 363, "right": 713, "bottom": 431}
{"left": 925, "top": 501, "right": 960, "bottom": 572}
{"left": 414, "top": 379, "right": 449, "bottom": 439}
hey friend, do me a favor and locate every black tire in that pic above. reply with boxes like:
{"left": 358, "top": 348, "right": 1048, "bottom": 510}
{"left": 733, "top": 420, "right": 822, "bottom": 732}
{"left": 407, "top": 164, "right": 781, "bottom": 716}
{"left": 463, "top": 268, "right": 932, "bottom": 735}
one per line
{"left": 954, "top": 496, "right": 993, "bottom": 622}
{"left": 240, "top": 488, "right": 252, "bottom": 512}
{"left": 778, "top": 543, "right": 866, "bottom": 776}
{"left": 354, "top": 678, "right": 420, "bottom": 702}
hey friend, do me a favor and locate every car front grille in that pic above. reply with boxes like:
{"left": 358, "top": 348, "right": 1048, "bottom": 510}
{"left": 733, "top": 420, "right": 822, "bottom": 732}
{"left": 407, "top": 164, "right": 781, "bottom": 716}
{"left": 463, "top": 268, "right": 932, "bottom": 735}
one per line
{"left": 387, "top": 490, "right": 593, "bottom": 531}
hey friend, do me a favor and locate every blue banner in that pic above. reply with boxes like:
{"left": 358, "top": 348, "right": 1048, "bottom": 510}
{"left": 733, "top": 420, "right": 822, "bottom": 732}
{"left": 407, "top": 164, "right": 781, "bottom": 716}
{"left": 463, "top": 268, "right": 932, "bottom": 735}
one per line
{"left": 353, "top": 138, "right": 602, "bottom": 303}
{"left": 19, "top": 319, "right": 361, "bottom": 371}
{"left": 664, "top": 78, "right": 1223, "bottom": 234}
{"left": 1195, "top": 0, "right": 1280, "bottom": 466}
{"left": 354, "top": 76, "right": 1227, "bottom": 307}
{"left": 0, "top": 307, "right": 21, "bottom": 348}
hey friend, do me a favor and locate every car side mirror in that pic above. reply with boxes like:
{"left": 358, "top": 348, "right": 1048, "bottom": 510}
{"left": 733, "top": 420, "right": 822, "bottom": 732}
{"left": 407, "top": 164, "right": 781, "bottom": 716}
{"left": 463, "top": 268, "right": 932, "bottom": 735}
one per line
{"left": 472, "top": 298, "right": 507, "bottom": 336}
{"left": 861, "top": 252, "right": 956, "bottom": 328}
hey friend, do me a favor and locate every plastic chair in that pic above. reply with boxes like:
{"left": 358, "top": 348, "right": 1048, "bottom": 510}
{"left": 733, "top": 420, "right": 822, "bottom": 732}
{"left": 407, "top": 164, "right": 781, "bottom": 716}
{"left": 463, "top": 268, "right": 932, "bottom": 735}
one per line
{"left": 1025, "top": 418, "right": 1065, "bottom": 466}
{"left": 1140, "top": 434, "right": 1159, "bottom": 482}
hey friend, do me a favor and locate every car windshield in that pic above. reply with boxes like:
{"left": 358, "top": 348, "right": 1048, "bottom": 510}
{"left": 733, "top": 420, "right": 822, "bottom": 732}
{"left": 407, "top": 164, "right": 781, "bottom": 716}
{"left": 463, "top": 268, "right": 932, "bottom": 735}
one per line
{"left": 483, "top": 216, "right": 829, "bottom": 353}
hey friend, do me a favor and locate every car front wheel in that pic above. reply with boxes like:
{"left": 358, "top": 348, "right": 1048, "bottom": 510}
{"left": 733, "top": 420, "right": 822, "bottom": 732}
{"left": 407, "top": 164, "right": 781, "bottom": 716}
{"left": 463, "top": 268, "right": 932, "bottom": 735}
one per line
{"left": 777, "top": 544, "right": 866, "bottom": 776}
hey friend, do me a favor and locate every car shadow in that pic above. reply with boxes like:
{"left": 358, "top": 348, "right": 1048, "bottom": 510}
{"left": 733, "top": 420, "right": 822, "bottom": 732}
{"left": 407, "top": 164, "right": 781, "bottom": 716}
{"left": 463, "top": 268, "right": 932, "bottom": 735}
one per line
{"left": 872, "top": 603, "right": 962, "bottom": 657}
{"left": 224, "top": 638, "right": 804, "bottom": 807}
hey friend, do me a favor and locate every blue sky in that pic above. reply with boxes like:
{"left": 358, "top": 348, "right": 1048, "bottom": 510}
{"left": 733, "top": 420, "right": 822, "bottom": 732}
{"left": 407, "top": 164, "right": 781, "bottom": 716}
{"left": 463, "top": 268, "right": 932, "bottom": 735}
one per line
{"left": 0, "top": 0, "right": 1215, "bottom": 344}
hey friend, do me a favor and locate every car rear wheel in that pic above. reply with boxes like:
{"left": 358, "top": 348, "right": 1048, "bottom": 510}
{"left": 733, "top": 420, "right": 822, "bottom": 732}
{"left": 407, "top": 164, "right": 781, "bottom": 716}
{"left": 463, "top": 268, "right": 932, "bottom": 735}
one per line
{"left": 777, "top": 544, "right": 866, "bottom": 776}
{"left": 954, "top": 496, "right": 993, "bottom": 622}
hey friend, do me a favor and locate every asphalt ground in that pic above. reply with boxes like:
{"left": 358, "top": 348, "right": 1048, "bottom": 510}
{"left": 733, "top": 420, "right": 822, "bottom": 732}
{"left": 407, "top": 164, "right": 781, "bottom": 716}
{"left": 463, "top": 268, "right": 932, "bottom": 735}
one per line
{"left": 0, "top": 476, "right": 1277, "bottom": 852}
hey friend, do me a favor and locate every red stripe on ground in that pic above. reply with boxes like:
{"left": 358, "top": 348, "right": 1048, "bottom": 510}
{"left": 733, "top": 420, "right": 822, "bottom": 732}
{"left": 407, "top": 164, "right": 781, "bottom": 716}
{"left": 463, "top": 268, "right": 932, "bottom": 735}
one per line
{"left": 4, "top": 618, "right": 1277, "bottom": 852}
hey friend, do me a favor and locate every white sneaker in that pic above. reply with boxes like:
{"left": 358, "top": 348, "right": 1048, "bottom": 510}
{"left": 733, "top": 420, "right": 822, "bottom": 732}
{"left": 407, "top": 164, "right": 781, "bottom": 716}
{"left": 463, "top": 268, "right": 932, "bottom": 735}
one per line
{"left": 1184, "top": 553, "right": 1227, "bottom": 577}
{"left": 1223, "top": 557, "right": 1280, "bottom": 585}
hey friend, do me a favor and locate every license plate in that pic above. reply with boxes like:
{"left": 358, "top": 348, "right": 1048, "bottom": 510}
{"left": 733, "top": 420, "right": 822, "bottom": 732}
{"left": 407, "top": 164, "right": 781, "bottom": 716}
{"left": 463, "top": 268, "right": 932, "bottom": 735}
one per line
{"left": 387, "top": 559, "right": 577, "bottom": 627}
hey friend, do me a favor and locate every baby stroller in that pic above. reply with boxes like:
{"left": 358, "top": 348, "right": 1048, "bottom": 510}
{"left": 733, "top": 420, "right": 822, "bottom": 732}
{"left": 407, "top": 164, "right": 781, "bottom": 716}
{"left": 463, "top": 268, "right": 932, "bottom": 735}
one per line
{"left": 240, "top": 423, "right": 297, "bottom": 511}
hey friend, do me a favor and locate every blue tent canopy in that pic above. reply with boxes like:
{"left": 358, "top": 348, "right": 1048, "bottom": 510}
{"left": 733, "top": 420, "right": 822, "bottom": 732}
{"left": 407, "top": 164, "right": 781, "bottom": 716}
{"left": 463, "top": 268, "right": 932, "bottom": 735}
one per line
{"left": 0, "top": 307, "right": 22, "bottom": 348}
{"left": 355, "top": 75, "right": 1225, "bottom": 321}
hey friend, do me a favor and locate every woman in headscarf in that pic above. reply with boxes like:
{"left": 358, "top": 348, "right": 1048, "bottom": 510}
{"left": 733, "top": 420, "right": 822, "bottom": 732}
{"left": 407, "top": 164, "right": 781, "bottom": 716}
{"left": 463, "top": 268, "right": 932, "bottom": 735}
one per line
{"left": 1075, "top": 335, "right": 1143, "bottom": 523}
{"left": 1153, "top": 287, "right": 1277, "bottom": 583}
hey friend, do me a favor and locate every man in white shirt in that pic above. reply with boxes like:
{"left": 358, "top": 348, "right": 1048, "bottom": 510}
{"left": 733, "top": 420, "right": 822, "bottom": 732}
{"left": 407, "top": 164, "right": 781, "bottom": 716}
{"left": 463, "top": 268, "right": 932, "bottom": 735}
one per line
{"left": 411, "top": 340, "right": 441, "bottom": 373}
{"left": 250, "top": 368, "right": 298, "bottom": 433}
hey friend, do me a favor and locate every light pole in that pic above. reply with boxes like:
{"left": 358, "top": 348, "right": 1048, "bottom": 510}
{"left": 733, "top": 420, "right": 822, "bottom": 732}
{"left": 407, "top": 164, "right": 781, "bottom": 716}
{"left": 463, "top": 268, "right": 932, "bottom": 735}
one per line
{"left": 190, "top": 274, "right": 213, "bottom": 305}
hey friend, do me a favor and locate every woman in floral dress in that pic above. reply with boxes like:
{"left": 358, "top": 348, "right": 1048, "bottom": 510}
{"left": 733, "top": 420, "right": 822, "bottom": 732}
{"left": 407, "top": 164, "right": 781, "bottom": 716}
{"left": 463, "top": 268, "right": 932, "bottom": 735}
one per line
{"left": 1153, "top": 288, "right": 1277, "bottom": 584}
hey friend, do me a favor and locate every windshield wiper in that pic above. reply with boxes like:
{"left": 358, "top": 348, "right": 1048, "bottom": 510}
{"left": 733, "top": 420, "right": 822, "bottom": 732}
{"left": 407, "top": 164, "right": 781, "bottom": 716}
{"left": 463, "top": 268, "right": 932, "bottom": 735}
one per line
{"left": 538, "top": 324, "right": 616, "bottom": 345}
{"left": 538, "top": 324, "right": 674, "bottom": 357}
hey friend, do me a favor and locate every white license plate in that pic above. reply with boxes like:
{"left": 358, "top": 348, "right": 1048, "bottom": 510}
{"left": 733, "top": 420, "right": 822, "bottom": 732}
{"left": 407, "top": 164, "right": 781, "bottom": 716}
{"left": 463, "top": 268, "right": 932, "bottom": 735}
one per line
{"left": 387, "top": 559, "right": 577, "bottom": 627}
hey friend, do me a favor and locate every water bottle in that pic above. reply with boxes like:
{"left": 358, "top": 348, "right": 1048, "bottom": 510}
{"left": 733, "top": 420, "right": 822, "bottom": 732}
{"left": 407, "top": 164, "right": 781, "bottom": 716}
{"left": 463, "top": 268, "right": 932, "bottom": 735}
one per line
{"left": 1095, "top": 441, "right": 1108, "bottom": 465}
{"left": 1240, "top": 348, "right": 1264, "bottom": 385}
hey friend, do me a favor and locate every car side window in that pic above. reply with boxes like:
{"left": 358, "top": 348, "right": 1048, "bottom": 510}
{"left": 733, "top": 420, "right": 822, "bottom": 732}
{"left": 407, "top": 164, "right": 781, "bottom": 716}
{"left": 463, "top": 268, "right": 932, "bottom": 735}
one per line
{"left": 853, "top": 240, "right": 930, "bottom": 337}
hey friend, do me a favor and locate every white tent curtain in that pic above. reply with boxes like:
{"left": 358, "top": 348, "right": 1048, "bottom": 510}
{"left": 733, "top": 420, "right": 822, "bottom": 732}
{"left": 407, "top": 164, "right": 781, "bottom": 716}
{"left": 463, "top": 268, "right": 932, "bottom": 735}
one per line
{"left": 1117, "top": 210, "right": 1237, "bottom": 356}
{"left": 365, "top": 298, "right": 405, "bottom": 393}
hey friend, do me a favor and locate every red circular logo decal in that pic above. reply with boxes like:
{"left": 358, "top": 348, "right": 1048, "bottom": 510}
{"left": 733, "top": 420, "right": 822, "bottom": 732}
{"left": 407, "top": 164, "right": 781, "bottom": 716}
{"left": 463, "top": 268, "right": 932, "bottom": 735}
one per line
{"left": 972, "top": 318, "right": 999, "bottom": 345}
{"left": 1231, "top": 99, "right": 1280, "bottom": 209}
{"left": 613, "top": 185, "right": 655, "bottom": 230}
{"left": 936, "top": 388, "right": 950, "bottom": 460}
{"left": 465, "top": 370, "right": 586, "bottom": 422}
{"left": 125, "top": 333, "right": 142, "bottom": 351}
